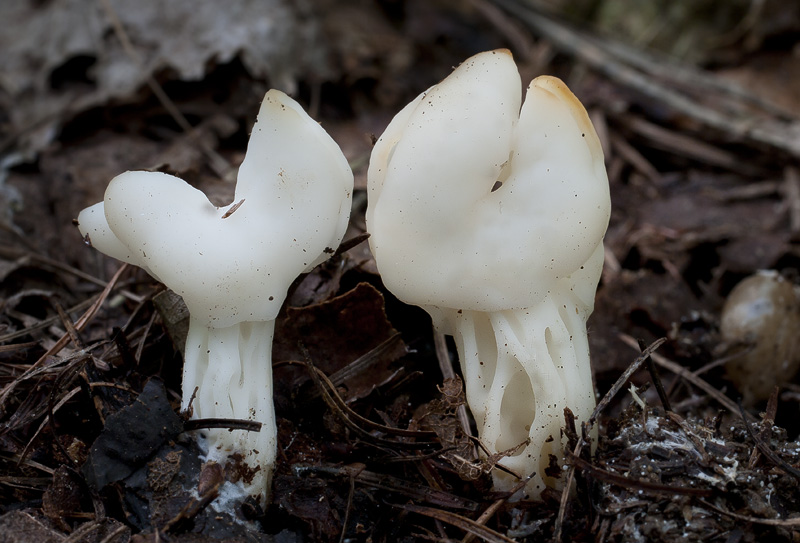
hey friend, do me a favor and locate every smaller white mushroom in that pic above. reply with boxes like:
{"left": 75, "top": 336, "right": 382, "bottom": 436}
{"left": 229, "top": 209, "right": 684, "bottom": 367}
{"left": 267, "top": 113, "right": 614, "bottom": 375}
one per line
{"left": 720, "top": 270, "right": 800, "bottom": 404}
{"left": 77, "top": 90, "right": 353, "bottom": 505}
{"left": 367, "top": 50, "right": 610, "bottom": 499}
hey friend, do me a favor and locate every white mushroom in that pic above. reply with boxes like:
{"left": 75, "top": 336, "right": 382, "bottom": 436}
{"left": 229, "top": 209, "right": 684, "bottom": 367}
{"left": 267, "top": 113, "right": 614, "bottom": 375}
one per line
{"left": 77, "top": 90, "right": 353, "bottom": 505}
{"left": 366, "top": 50, "right": 610, "bottom": 499}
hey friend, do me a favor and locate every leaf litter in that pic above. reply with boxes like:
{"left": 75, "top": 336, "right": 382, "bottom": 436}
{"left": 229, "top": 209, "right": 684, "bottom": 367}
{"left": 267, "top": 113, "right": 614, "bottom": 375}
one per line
{"left": 2, "top": 1, "right": 800, "bottom": 541}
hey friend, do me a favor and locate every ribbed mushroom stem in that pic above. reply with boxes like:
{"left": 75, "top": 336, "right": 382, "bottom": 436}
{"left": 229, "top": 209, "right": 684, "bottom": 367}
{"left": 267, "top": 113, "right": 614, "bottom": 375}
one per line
{"left": 183, "top": 318, "right": 276, "bottom": 504}
{"left": 433, "top": 287, "right": 594, "bottom": 499}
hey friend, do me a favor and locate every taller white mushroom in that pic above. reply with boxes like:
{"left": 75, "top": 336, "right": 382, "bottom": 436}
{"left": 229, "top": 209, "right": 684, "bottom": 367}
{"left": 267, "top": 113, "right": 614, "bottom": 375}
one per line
{"left": 76, "top": 90, "right": 353, "bottom": 505}
{"left": 367, "top": 50, "right": 610, "bottom": 499}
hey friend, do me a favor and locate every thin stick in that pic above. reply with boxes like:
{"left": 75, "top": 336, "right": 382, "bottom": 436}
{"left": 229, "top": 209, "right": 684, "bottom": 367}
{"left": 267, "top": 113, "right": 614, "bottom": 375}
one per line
{"left": 399, "top": 503, "right": 516, "bottom": 543}
{"left": 698, "top": 498, "right": 800, "bottom": 527}
{"left": 618, "top": 333, "right": 756, "bottom": 421}
{"left": 54, "top": 300, "right": 85, "bottom": 350}
{"left": 339, "top": 470, "right": 357, "bottom": 543}
{"left": 566, "top": 450, "right": 712, "bottom": 497}
{"left": 638, "top": 337, "right": 672, "bottom": 412}
{"left": 183, "top": 418, "right": 262, "bottom": 433}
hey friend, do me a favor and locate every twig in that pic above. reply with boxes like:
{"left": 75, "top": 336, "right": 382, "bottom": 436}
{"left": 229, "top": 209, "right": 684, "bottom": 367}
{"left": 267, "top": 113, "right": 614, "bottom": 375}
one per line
{"left": 54, "top": 300, "right": 84, "bottom": 350}
{"left": 302, "top": 332, "right": 405, "bottom": 402}
{"left": 638, "top": 337, "right": 672, "bottom": 412}
{"left": 697, "top": 498, "right": 800, "bottom": 527}
{"left": 43, "top": 265, "right": 130, "bottom": 363}
{"left": 620, "top": 114, "right": 745, "bottom": 172}
{"left": 590, "top": 337, "right": 667, "bottom": 427}
{"left": 609, "top": 132, "right": 660, "bottom": 184}
{"left": 0, "top": 298, "right": 94, "bottom": 344}
{"left": 397, "top": 503, "right": 516, "bottom": 543}
{"left": 134, "top": 310, "right": 158, "bottom": 364}
{"left": 111, "top": 328, "right": 137, "bottom": 370}
{"left": 748, "top": 386, "right": 778, "bottom": 469}
{"left": 162, "top": 469, "right": 222, "bottom": 534}
{"left": 596, "top": 13, "right": 793, "bottom": 119}
{"left": 467, "top": 0, "right": 536, "bottom": 62}
{"left": 46, "top": 358, "right": 92, "bottom": 466}
{"left": 88, "top": 382, "right": 138, "bottom": 394}
{"left": 97, "top": 524, "right": 129, "bottom": 543}
{"left": 566, "top": 450, "right": 712, "bottom": 497}
{"left": 0, "top": 341, "right": 38, "bottom": 353}
{"left": 182, "top": 418, "right": 261, "bottom": 433}
{"left": 0, "top": 452, "right": 55, "bottom": 475}
{"left": 618, "top": 333, "right": 757, "bottom": 421}
{"left": 220, "top": 199, "right": 245, "bottom": 219}
{"left": 689, "top": 348, "right": 751, "bottom": 377}
{"left": 18, "top": 384, "right": 83, "bottom": 466}
{"left": 278, "top": 359, "right": 439, "bottom": 447}
{"left": 0, "top": 245, "right": 142, "bottom": 301}
{"left": 331, "top": 232, "right": 371, "bottom": 259}
{"left": 665, "top": 411, "right": 711, "bottom": 463}
{"left": 339, "top": 469, "right": 357, "bottom": 543}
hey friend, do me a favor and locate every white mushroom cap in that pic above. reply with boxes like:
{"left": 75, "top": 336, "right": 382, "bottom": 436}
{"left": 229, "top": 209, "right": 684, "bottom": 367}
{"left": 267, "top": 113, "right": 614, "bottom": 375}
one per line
{"left": 77, "top": 201, "right": 153, "bottom": 275}
{"left": 367, "top": 50, "right": 609, "bottom": 312}
{"left": 78, "top": 89, "right": 353, "bottom": 327}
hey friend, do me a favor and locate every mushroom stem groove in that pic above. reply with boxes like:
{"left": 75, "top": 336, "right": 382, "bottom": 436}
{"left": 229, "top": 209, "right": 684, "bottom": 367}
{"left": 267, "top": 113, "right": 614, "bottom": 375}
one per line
{"left": 184, "top": 318, "right": 276, "bottom": 497}
{"left": 432, "top": 277, "right": 595, "bottom": 497}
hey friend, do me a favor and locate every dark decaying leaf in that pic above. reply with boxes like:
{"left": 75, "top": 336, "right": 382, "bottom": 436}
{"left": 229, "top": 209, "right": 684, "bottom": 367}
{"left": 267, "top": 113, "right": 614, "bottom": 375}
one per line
{"left": 42, "top": 466, "right": 86, "bottom": 529}
{"left": 152, "top": 289, "right": 190, "bottom": 357}
{"left": 275, "top": 282, "right": 406, "bottom": 404}
{"left": 82, "top": 378, "right": 182, "bottom": 490}
{"left": 415, "top": 377, "right": 489, "bottom": 483}
{"left": 273, "top": 474, "right": 344, "bottom": 540}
